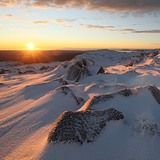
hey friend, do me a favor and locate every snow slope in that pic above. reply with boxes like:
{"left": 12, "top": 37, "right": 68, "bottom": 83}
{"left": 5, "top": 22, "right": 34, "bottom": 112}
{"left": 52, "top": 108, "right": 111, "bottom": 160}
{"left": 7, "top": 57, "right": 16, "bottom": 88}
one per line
{"left": 0, "top": 49, "right": 160, "bottom": 160}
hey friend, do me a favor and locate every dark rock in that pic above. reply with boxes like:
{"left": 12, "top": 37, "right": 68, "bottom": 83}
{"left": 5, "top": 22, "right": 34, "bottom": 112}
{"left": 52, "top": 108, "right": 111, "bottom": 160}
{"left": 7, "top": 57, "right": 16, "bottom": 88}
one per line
{"left": 48, "top": 108, "right": 124, "bottom": 144}
{"left": 125, "top": 61, "right": 133, "bottom": 67}
{"left": 0, "top": 69, "right": 5, "bottom": 74}
{"left": 149, "top": 86, "right": 160, "bottom": 104}
{"left": 40, "top": 66, "right": 50, "bottom": 71}
{"left": 118, "top": 89, "right": 132, "bottom": 97}
{"left": 24, "top": 70, "right": 35, "bottom": 74}
{"left": 89, "top": 89, "right": 133, "bottom": 107}
{"left": 67, "top": 59, "right": 90, "bottom": 82}
{"left": 89, "top": 94, "right": 114, "bottom": 107}
{"left": 18, "top": 70, "right": 36, "bottom": 74}
{"left": 0, "top": 69, "right": 11, "bottom": 74}
{"left": 97, "top": 66, "right": 105, "bottom": 74}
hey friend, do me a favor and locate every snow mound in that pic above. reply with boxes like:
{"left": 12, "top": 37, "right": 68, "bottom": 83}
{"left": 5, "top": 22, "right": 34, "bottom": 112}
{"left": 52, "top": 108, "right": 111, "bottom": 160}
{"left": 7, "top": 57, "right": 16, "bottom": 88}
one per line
{"left": 48, "top": 108, "right": 124, "bottom": 144}
{"left": 75, "top": 49, "right": 125, "bottom": 66}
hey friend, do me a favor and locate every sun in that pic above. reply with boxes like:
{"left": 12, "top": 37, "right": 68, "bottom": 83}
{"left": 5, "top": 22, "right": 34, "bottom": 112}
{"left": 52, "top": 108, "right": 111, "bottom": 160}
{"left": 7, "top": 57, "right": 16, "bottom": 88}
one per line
{"left": 27, "top": 43, "right": 35, "bottom": 50}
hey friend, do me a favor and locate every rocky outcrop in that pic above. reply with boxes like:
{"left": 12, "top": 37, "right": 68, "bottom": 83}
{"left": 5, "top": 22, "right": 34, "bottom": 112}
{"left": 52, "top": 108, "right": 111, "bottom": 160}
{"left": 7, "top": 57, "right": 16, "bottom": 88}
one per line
{"left": 89, "top": 89, "right": 133, "bottom": 107}
{"left": 48, "top": 108, "right": 124, "bottom": 144}
{"left": 66, "top": 59, "right": 90, "bottom": 82}
{"left": 149, "top": 86, "right": 160, "bottom": 104}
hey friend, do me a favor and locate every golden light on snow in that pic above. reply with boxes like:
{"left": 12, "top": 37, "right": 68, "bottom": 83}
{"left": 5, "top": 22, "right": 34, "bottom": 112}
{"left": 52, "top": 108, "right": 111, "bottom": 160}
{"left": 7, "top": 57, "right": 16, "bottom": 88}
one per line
{"left": 27, "top": 43, "right": 35, "bottom": 50}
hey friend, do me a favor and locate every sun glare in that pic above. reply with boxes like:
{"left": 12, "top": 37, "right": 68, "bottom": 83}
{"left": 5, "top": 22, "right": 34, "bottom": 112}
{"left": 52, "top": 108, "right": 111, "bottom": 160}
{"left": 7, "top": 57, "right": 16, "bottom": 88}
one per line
{"left": 27, "top": 43, "right": 35, "bottom": 50}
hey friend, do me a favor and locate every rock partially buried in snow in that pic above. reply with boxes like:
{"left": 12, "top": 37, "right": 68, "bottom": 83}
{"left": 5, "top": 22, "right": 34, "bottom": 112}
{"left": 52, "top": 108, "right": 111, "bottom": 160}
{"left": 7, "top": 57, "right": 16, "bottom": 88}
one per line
{"left": 148, "top": 86, "right": 160, "bottom": 104}
{"left": 132, "top": 118, "right": 160, "bottom": 136}
{"left": 66, "top": 59, "right": 90, "bottom": 82}
{"left": 48, "top": 108, "right": 124, "bottom": 144}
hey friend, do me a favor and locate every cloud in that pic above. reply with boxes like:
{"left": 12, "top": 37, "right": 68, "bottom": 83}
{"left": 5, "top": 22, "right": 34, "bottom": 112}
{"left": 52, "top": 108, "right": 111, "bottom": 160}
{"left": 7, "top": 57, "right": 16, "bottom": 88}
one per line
{"left": 50, "top": 19, "right": 76, "bottom": 24}
{"left": 80, "top": 24, "right": 114, "bottom": 30}
{"left": 4, "top": 14, "right": 13, "bottom": 17}
{"left": 1, "top": 0, "right": 159, "bottom": 13}
{"left": 152, "top": 43, "right": 160, "bottom": 46}
{"left": 0, "top": 14, "right": 76, "bottom": 25}
{"left": 64, "top": 25, "right": 73, "bottom": 28}
{"left": 32, "top": 19, "right": 75, "bottom": 24}
{"left": 0, "top": 0, "right": 20, "bottom": 6}
{"left": 121, "top": 29, "right": 160, "bottom": 33}
{"left": 79, "top": 24, "right": 160, "bottom": 34}
{"left": 32, "top": 20, "right": 49, "bottom": 24}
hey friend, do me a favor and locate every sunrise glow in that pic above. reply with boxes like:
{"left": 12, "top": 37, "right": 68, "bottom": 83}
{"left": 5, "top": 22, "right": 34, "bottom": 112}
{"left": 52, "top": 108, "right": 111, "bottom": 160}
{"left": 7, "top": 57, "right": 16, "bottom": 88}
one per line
{"left": 27, "top": 43, "right": 35, "bottom": 50}
{"left": 0, "top": 1, "right": 159, "bottom": 50}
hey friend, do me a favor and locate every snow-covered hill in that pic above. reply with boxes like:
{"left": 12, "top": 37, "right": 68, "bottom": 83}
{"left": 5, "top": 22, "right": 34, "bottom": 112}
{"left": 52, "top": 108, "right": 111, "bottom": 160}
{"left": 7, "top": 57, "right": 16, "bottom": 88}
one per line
{"left": 0, "top": 49, "right": 160, "bottom": 160}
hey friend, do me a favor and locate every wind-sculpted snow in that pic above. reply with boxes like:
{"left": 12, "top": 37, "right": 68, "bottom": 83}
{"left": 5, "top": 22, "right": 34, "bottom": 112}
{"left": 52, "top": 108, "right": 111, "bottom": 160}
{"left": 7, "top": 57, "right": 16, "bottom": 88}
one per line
{"left": 0, "top": 49, "right": 160, "bottom": 160}
{"left": 48, "top": 108, "right": 124, "bottom": 144}
{"left": 75, "top": 49, "right": 126, "bottom": 66}
{"left": 55, "top": 86, "right": 85, "bottom": 105}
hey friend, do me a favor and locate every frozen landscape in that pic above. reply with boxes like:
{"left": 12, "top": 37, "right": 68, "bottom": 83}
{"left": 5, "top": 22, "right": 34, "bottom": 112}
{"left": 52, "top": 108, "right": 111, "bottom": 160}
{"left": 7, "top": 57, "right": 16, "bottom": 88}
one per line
{"left": 0, "top": 49, "right": 160, "bottom": 160}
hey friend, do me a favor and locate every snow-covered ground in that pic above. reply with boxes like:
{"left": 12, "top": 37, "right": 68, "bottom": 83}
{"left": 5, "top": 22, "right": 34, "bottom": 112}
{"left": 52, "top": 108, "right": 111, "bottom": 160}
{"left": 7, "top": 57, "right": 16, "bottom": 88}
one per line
{"left": 0, "top": 49, "right": 160, "bottom": 160}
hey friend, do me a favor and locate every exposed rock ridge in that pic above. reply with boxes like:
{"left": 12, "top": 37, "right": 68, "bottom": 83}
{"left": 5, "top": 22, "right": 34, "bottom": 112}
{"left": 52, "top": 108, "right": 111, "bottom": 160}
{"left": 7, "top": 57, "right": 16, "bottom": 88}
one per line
{"left": 89, "top": 89, "right": 133, "bottom": 107}
{"left": 48, "top": 108, "right": 124, "bottom": 144}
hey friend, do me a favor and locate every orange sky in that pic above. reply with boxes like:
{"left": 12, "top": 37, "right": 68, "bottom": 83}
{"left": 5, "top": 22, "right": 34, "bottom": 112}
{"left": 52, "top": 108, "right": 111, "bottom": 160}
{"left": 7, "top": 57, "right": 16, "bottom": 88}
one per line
{"left": 0, "top": 1, "right": 160, "bottom": 50}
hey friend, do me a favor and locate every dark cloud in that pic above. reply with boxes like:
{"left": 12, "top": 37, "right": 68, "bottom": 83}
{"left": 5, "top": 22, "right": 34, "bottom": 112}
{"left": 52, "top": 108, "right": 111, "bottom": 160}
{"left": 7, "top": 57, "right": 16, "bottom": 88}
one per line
{"left": 25, "top": 0, "right": 160, "bottom": 13}
{"left": 1, "top": 0, "right": 160, "bottom": 13}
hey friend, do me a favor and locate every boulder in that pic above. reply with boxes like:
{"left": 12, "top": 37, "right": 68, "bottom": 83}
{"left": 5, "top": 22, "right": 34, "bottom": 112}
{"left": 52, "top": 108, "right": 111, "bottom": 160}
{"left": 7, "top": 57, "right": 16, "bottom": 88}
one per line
{"left": 66, "top": 59, "right": 90, "bottom": 82}
{"left": 97, "top": 66, "right": 105, "bottom": 74}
